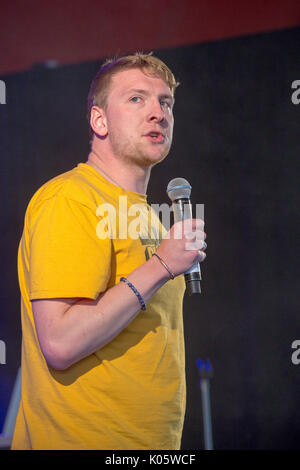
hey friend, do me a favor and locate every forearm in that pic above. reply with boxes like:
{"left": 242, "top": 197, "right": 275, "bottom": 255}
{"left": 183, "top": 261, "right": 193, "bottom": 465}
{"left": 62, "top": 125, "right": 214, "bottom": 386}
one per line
{"left": 44, "top": 255, "right": 170, "bottom": 370}
{"left": 34, "top": 218, "right": 206, "bottom": 370}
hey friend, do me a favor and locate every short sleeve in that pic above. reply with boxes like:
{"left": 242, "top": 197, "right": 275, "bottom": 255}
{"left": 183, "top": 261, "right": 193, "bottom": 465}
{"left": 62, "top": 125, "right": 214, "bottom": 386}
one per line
{"left": 29, "top": 195, "right": 112, "bottom": 300}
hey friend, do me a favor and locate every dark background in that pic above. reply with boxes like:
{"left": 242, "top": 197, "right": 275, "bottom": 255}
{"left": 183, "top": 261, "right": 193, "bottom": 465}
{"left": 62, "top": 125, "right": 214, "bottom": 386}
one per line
{"left": 0, "top": 1, "right": 299, "bottom": 450}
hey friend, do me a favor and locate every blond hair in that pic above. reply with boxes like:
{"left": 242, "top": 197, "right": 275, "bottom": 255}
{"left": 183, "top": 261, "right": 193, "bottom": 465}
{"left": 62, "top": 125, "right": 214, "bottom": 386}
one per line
{"left": 87, "top": 52, "right": 179, "bottom": 139}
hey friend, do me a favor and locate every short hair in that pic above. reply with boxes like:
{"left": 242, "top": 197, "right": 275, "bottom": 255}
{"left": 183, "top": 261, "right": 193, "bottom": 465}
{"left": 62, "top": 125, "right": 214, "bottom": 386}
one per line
{"left": 87, "top": 52, "right": 179, "bottom": 139}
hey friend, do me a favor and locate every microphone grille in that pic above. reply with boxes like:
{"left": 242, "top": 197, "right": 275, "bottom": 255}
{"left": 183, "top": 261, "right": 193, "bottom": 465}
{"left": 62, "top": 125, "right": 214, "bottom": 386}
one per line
{"left": 167, "top": 177, "right": 192, "bottom": 201}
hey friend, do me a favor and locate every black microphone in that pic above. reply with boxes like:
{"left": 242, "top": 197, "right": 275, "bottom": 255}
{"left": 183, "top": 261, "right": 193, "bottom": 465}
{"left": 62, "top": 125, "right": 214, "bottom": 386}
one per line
{"left": 167, "top": 177, "right": 202, "bottom": 295}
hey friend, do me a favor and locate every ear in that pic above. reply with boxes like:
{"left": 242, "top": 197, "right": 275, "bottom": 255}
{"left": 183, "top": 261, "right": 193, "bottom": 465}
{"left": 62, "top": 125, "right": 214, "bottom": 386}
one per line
{"left": 90, "top": 105, "right": 108, "bottom": 137}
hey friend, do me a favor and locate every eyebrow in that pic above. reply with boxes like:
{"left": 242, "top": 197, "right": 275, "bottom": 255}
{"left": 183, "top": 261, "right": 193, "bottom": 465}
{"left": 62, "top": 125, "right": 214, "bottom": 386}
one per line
{"left": 125, "top": 88, "right": 174, "bottom": 104}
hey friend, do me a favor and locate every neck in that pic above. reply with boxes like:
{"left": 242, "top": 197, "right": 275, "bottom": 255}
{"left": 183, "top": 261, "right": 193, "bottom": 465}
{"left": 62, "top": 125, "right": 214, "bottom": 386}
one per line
{"left": 86, "top": 146, "right": 151, "bottom": 194}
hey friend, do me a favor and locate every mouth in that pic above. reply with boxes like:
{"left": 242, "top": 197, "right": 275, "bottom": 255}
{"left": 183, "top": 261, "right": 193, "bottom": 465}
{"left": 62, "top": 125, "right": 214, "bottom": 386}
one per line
{"left": 145, "top": 131, "right": 165, "bottom": 143}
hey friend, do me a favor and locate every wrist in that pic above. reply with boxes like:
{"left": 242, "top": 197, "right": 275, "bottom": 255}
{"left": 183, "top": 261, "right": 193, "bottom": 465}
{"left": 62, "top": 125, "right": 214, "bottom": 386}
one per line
{"left": 149, "top": 253, "right": 174, "bottom": 283}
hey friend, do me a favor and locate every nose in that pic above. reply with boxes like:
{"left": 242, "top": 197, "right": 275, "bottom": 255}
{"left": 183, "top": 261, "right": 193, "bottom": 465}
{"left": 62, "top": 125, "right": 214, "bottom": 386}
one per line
{"left": 147, "top": 99, "right": 164, "bottom": 123}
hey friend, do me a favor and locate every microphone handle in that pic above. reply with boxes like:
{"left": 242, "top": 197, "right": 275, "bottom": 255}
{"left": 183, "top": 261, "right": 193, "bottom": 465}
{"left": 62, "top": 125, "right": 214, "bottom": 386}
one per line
{"left": 172, "top": 198, "right": 201, "bottom": 295}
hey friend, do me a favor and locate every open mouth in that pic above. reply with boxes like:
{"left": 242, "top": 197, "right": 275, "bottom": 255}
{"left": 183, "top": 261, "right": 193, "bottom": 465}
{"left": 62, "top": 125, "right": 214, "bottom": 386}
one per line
{"left": 146, "top": 132, "right": 165, "bottom": 143}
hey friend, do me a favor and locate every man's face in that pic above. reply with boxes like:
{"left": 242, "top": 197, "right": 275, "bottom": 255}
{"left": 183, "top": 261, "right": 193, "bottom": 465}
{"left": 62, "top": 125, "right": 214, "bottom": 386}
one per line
{"left": 103, "top": 68, "right": 174, "bottom": 167}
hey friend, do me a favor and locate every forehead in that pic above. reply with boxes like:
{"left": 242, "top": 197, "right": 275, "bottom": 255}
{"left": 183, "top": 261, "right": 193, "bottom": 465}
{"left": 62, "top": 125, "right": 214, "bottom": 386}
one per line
{"left": 108, "top": 68, "right": 172, "bottom": 99}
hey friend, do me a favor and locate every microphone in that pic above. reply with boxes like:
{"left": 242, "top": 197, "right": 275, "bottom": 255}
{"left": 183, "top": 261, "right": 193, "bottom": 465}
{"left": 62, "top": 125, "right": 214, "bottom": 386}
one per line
{"left": 167, "top": 177, "right": 202, "bottom": 295}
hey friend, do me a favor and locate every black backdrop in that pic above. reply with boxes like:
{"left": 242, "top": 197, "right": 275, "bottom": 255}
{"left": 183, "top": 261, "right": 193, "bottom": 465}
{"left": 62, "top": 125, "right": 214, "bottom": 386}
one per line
{"left": 0, "top": 26, "right": 299, "bottom": 449}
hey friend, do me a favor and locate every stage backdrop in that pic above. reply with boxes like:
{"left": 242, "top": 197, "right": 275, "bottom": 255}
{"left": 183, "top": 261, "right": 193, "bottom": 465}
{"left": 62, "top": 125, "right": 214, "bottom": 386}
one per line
{"left": 0, "top": 26, "right": 299, "bottom": 449}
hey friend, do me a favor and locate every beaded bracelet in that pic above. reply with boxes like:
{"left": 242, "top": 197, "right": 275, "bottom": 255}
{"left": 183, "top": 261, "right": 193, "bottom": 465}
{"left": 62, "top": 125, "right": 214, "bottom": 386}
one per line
{"left": 152, "top": 253, "right": 175, "bottom": 280}
{"left": 120, "top": 277, "right": 146, "bottom": 311}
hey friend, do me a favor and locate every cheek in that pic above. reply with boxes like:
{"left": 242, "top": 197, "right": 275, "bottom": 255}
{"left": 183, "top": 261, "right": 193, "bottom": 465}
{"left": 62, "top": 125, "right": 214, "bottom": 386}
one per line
{"left": 107, "top": 114, "right": 129, "bottom": 136}
{"left": 167, "top": 110, "right": 174, "bottom": 126}
{"left": 168, "top": 118, "right": 174, "bottom": 137}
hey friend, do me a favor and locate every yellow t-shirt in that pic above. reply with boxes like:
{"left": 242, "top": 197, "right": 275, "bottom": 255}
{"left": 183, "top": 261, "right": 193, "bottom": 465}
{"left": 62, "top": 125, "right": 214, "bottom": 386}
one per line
{"left": 12, "top": 163, "right": 186, "bottom": 450}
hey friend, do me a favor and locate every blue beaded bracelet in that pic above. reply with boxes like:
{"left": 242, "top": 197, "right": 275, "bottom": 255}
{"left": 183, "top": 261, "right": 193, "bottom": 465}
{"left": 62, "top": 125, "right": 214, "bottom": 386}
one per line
{"left": 120, "top": 277, "right": 146, "bottom": 311}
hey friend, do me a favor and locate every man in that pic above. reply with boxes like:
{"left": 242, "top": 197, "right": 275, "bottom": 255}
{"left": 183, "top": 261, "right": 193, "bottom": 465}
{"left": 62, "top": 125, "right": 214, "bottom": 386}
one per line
{"left": 12, "top": 52, "right": 206, "bottom": 450}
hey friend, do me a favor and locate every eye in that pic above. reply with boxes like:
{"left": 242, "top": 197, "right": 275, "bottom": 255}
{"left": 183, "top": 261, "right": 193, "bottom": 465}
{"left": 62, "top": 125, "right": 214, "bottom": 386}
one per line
{"left": 130, "top": 96, "right": 142, "bottom": 103}
{"left": 160, "top": 100, "right": 171, "bottom": 110}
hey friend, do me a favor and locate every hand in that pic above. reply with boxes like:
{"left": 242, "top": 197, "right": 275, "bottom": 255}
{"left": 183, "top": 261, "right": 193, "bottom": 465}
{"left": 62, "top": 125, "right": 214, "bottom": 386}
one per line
{"left": 156, "top": 218, "right": 206, "bottom": 277}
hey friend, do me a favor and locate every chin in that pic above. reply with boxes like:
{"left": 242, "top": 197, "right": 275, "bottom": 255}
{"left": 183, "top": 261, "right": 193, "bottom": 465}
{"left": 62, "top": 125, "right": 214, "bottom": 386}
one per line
{"left": 124, "top": 143, "right": 171, "bottom": 167}
{"left": 141, "top": 153, "right": 168, "bottom": 167}
{"left": 144, "top": 147, "right": 171, "bottom": 166}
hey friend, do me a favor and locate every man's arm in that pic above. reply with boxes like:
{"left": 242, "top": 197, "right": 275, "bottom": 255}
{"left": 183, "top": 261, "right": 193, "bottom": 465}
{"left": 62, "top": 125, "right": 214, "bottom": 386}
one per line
{"left": 32, "top": 220, "right": 206, "bottom": 370}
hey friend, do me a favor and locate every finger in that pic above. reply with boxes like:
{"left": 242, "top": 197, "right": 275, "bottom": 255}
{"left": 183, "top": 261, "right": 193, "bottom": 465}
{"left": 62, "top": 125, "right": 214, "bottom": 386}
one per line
{"left": 185, "top": 231, "right": 206, "bottom": 241}
{"left": 185, "top": 232, "right": 197, "bottom": 240}
{"left": 198, "top": 251, "right": 206, "bottom": 262}
{"left": 185, "top": 239, "right": 206, "bottom": 251}
{"left": 183, "top": 219, "right": 204, "bottom": 233}
{"left": 201, "top": 241, "right": 207, "bottom": 251}
{"left": 191, "top": 218, "right": 205, "bottom": 228}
